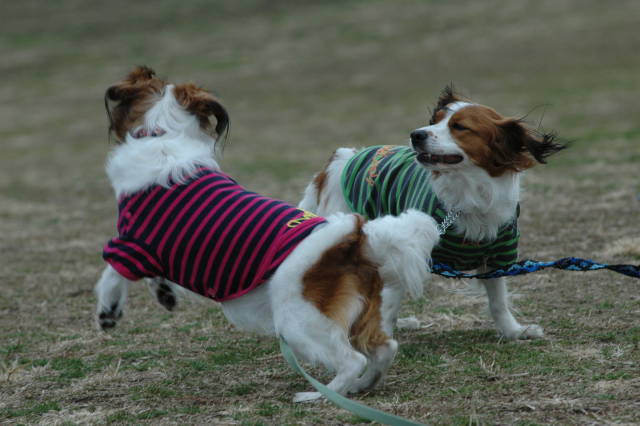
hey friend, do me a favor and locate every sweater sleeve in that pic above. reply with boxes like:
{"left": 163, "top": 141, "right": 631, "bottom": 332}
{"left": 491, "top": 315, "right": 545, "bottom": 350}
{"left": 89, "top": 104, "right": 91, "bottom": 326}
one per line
{"left": 103, "top": 237, "right": 163, "bottom": 281}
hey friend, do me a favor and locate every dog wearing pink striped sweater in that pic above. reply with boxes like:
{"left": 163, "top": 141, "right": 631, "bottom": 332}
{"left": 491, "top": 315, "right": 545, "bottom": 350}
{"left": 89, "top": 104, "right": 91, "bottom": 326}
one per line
{"left": 94, "top": 67, "right": 440, "bottom": 402}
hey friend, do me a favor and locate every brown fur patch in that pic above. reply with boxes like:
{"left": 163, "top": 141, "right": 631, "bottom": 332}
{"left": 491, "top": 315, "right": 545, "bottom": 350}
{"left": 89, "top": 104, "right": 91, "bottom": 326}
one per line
{"left": 429, "top": 85, "right": 464, "bottom": 125}
{"left": 105, "top": 66, "right": 166, "bottom": 142}
{"left": 302, "top": 216, "right": 388, "bottom": 355}
{"left": 312, "top": 150, "right": 340, "bottom": 206}
{"left": 449, "top": 105, "right": 536, "bottom": 176}
{"left": 432, "top": 109, "right": 447, "bottom": 124}
{"left": 313, "top": 170, "right": 328, "bottom": 205}
{"left": 173, "top": 83, "right": 229, "bottom": 137}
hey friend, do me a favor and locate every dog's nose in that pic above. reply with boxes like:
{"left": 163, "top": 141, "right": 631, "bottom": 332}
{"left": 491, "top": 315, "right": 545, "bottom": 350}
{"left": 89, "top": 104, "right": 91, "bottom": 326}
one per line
{"left": 410, "top": 130, "right": 428, "bottom": 147}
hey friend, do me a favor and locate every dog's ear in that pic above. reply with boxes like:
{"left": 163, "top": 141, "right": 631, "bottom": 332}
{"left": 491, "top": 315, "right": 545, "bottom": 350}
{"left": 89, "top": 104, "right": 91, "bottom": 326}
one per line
{"left": 173, "top": 83, "right": 229, "bottom": 138}
{"left": 496, "top": 119, "right": 567, "bottom": 170}
{"left": 104, "top": 66, "right": 163, "bottom": 141}
{"left": 105, "top": 66, "right": 158, "bottom": 102}
{"left": 523, "top": 130, "right": 567, "bottom": 164}
{"left": 429, "top": 84, "right": 462, "bottom": 124}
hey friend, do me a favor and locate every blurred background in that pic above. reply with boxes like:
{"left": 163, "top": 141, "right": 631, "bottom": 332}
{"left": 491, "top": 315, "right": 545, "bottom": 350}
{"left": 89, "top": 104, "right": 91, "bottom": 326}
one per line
{"left": 3, "top": 0, "right": 638, "bottom": 199}
{"left": 1, "top": 1, "right": 639, "bottom": 424}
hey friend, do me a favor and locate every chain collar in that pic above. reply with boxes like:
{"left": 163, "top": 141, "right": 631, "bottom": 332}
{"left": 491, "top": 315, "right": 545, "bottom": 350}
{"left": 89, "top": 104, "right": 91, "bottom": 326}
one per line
{"left": 437, "top": 209, "right": 461, "bottom": 235}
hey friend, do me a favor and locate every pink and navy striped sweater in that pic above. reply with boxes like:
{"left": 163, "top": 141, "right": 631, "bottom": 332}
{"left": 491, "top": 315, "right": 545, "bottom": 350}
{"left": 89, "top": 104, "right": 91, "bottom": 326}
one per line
{"left": 103, "top": 169, "right": 326, "bottom": 302}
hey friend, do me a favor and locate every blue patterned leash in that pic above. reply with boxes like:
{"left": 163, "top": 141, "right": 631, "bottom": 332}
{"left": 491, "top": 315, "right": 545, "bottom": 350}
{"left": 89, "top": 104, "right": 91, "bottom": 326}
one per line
{"left": 431, "top": 257, "right": 640, "bottom": 279}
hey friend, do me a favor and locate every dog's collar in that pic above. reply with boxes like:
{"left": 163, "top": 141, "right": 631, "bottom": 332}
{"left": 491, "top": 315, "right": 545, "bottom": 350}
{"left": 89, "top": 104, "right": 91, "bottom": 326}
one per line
{"left": 131, "top": 127, "right": 166, "bottom": 139}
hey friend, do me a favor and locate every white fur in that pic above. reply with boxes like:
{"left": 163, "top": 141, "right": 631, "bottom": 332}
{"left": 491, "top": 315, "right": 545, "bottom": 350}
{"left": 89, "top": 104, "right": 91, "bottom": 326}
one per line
{"left": 430, "top": 168, "right": 520, "bottom": 241}
{"left": 363, "top": 210, "right": 440, "bottom": 336}
{"left": 363, "top": 209, "right": 439, "bottom": 300}
{"left": 300, "top": 102, "right": 544, "bottom": 340}
{"left": 94, "top": 265, "right": 128, "bottom": 324}
{"left": 106, "top": 85, "right": 219, "bottom": 198}
{"left": 95, "top": 82, "right": 442, "bottom": 401}
{"left": 299, "top": 147, "right": 355, "bottom": 215}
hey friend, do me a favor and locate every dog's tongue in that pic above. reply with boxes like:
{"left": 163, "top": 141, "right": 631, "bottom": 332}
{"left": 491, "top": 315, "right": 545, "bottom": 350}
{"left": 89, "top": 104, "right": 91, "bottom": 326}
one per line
{"left": 441, "top": 155, "right": 463, "bottom": 164}
{"left": 417, "top": 153, "right": 463, "bottom": 164}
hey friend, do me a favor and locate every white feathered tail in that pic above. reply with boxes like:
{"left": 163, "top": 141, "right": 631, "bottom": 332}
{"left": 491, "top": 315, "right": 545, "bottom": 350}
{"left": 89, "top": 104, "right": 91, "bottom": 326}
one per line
{"left": 362, "top": 209, "right": 440, "bottom": 299}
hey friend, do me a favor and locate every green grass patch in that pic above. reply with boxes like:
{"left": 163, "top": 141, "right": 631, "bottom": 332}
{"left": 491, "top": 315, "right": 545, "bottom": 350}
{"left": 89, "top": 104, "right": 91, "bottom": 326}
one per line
{"left": 130, "top": 383, "right": 178, "bottom": 400}
{"left": 178, "top": 405, "right": 202, "bottom": 415}
{"left": 335, "top": 414, "right": 375, "bottom": 424}
{"left": 19, "top": 358, "right": 49, "bottom": 368}
{"left": 106, "top": 410, "right": 136, "bottom": 424}
{"left": 1, "top": 343, "right": 25, "bottom": 356}
{"left": 231, "top": 383, "right": 258, "bottom": 396}
{"left": 175, "top": 341, "right": 275, "bottom": 375}
{"left": 136, "top": 409, "right": 168, "bottom": 419}
{"left": 176, "top": 322, "right": 200, "bottom": 333}
{"left": 434, "top": 306, "right": 465, "bottom": 315}
{"left": 50, "top": 357, "right": 87, "bottom": 380}
{"left": 589, "top": 327, "right": 640, "bottom": 344}
{"left": 398, "top": 343, "right": 444, "bottom": 366}
{"left": 120, "top": 349, "right": 168, "bottom": 360}
{"left": 3, "top": 401, "right": 61, "bottom": 418}
{"left": 127, "top": 326, "right": 153, "bottom": 335}
{"left": 255, "top": 402, "right": 281, "bottom": 417}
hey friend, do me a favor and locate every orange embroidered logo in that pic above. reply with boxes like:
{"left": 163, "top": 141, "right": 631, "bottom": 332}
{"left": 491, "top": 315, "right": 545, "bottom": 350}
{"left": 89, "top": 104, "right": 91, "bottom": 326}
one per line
{"left": 287, "top": 210, "right": 318, "bottom": 228}
{"left": 366, "top": 145, "right": 394, "bottom": 186}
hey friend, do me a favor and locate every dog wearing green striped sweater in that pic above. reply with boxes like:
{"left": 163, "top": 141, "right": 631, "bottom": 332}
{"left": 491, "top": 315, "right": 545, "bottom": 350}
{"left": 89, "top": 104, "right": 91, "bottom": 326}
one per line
{"left": 299, "top": 86, "right": 566, "bottom": 340}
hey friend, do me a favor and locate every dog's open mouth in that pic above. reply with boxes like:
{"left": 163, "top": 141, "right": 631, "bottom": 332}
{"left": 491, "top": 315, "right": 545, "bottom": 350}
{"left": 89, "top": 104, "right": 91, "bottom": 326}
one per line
{"left": 416, "top": 152, "right": 464, "bottom": 165}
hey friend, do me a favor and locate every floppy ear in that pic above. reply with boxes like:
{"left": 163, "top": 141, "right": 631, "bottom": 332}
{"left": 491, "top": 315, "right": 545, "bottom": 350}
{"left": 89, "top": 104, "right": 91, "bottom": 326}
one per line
{"left": 173, "top": 83, "right": 229, "bottom": 137}
{"left": 497, "top": 119, "right": 567, "bottom": 169}
{"left": 523, "top": 130, "right": 566, "bottom": 164}
{"left": 105, "top": 66, "right": 157, "bottom": 102}
{"left": 104, "top": 66, "right": 162, "bottom": 141}
{"left": 429, "top": 84, "right": 462, "bottom": 124}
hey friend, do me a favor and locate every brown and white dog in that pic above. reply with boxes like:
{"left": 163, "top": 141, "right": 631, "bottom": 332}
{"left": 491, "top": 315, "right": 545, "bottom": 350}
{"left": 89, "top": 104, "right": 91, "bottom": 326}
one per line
{"left": 94, "top": 67, "right": 441, "bottom": 402}
{"left": 299, "top": 86, "right": 566, "bottom": 340}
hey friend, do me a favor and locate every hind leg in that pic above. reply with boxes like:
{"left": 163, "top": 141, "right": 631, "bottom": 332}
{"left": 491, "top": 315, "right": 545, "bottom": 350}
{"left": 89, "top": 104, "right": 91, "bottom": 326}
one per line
{"left": 148, "top": 277, "right": 178, "bottom": 311}
{"left": 95, "top": 265, "right": 130, "bottom": 330}
{"left": 379, "top": 286, "right": 406, "bottom": 336}
{"left": 273, "top": 294, "right": 368, "bottom": 402}
{"left": 349, "top": 338, "right": 398, "bottom": 394}
{"left": 292, "top": 340, "right": 368, "bottom": 403}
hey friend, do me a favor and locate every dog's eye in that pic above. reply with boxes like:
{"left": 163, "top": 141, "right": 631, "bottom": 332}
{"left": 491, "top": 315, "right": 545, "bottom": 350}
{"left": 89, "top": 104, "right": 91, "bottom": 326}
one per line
{"left": 451, "top": 122, "right": 469, "bottom": 132}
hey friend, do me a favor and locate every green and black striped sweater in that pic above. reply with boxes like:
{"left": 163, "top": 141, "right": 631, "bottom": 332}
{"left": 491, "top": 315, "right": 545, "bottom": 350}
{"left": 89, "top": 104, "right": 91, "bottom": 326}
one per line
{"left": 341, "top": 146, "right": 519, "bottom": 270}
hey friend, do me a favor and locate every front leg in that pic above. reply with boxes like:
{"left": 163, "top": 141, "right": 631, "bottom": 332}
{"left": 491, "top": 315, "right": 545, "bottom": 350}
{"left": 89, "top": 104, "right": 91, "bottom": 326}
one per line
{"left": 480, "top": 276, "right": 543, "bottom": 340}
{"left": 95, "top": 265, "right": 130, "bottom": 330}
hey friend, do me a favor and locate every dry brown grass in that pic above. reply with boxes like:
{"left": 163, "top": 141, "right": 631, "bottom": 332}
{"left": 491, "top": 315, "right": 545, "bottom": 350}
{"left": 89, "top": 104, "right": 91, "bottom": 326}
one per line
{"left": 1, "top": 0, "right": 639, "bottom": 424}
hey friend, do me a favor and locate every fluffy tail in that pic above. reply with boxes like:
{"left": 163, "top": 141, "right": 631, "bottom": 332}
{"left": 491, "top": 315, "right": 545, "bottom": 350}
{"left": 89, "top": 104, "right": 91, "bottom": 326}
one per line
{"left": 363, "top": 209, "right": 440, "bottom": 299}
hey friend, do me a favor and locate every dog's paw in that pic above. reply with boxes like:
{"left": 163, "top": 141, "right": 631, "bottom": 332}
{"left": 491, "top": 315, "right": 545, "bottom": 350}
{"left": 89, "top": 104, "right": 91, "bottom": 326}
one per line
{"left": 293, "top": 392, "right": 323, "bottom": 403}
{"left": 97, "top": 302, "right": 123, "bottom": 330}
{"left": 156, "top": 281, "right": 177, "bottom": 311}
{"left": 502, "top": 324, "right": 544, "bottom": 340}
{"left": 349, "top": 372, "right": 383, "bottom": 394}
{"left": 396, "top": 316, "right": 422, "bottom": 330}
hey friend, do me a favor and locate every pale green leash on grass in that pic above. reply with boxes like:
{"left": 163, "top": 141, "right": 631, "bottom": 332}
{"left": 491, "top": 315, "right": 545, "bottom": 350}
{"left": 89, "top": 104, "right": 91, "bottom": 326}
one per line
{"left": 279, "top": 337, "right": 425, "bottom": 426}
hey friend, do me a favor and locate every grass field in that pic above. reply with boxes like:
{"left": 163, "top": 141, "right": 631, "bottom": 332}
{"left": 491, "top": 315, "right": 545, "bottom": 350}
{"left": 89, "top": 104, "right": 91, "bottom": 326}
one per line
{"left": 1, "top": 0, "right": 639, "bottom": 424}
